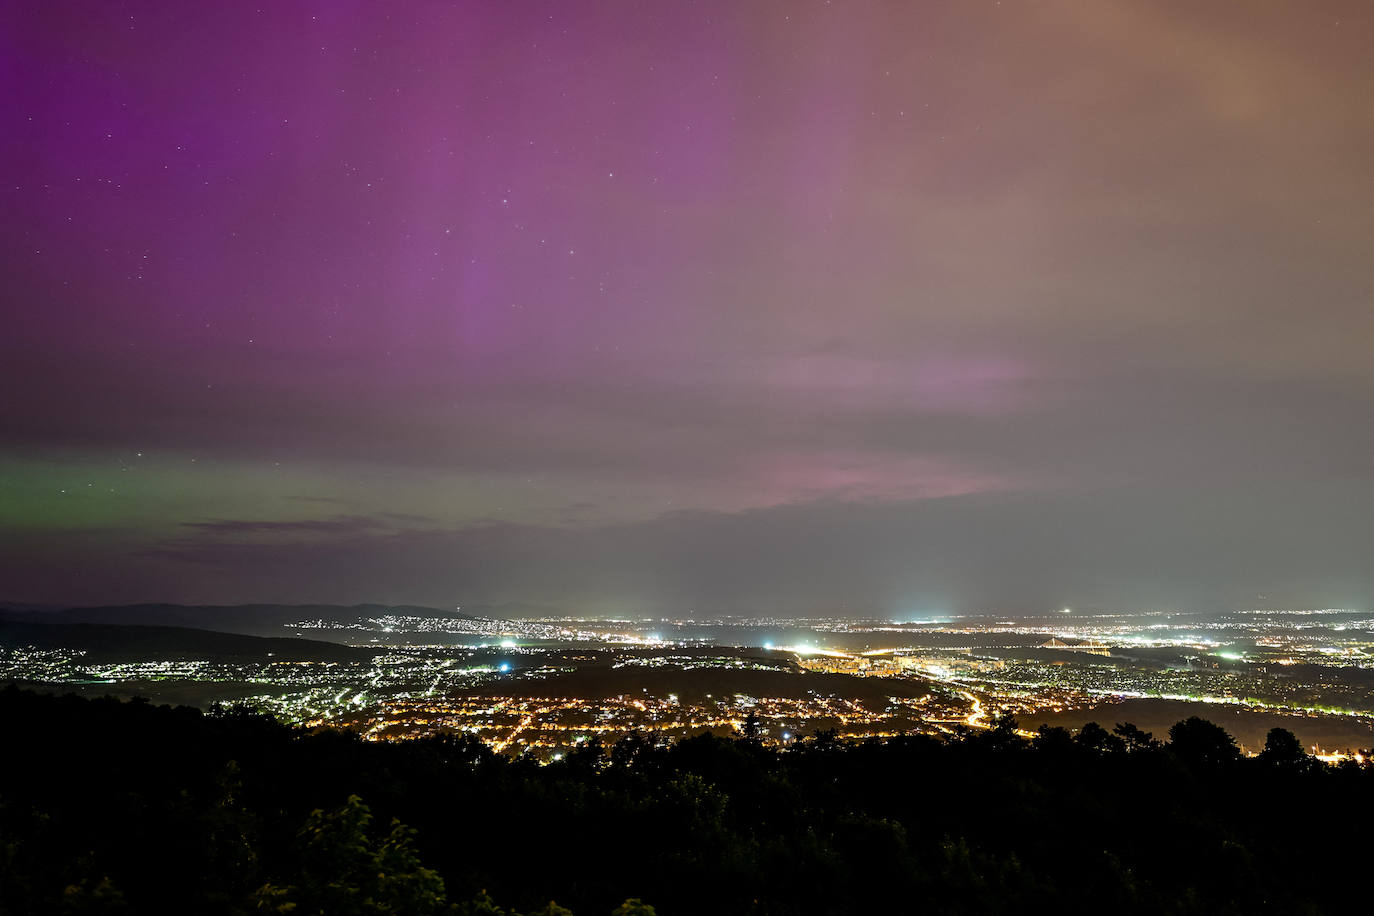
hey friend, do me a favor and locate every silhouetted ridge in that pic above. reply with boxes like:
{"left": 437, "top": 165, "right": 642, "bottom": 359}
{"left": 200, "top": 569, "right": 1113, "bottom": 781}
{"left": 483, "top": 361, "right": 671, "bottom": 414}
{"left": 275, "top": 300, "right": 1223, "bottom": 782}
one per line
{"left": 1, "top": 686, "right": 1371, "bottom": 915}
{"left": 0, "top": 602, "right": 478, "bottom": 637}
{"left": 0, "top": 621, "right": 371, "bottom": 661}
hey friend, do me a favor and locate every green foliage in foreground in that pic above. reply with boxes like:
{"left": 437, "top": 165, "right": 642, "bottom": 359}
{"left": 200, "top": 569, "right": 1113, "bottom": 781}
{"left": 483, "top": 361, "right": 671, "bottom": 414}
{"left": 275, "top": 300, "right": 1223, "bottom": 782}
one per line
{"left": 250, "top": 792, "right": 643, "bottom": 916}
{"left": 1, "top": 685, "right": 1371, "bottom": 915}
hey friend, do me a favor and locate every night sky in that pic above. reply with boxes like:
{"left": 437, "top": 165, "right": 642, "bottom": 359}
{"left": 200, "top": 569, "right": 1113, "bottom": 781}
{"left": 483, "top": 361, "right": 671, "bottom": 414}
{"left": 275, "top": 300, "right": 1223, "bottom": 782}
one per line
{"left": 3, "top": 1, "right": 1373, "bottom": 613}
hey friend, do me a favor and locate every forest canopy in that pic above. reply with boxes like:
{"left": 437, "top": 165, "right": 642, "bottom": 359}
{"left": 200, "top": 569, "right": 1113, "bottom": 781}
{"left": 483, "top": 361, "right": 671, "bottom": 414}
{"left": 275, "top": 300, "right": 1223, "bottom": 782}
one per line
{"left": 1, "top": 685, "right": 1369, "bottom": 915}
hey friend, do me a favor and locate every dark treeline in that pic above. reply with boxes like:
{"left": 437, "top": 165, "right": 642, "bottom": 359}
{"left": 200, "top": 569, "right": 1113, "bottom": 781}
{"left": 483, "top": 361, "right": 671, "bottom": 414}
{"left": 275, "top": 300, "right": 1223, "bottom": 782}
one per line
{"left": 1, "top": 686, "right": 1371, "bottom": 915}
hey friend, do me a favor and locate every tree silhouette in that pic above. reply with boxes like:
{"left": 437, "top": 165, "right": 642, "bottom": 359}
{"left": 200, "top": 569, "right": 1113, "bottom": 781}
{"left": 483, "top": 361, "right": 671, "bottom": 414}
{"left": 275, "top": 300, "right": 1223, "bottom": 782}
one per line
{"left": 254, "top": 795, "right": 448, "bottom": 915}
{"left": 524, "top": 902, "right": 574, "bottom": 916}
{"left": 1075, "top": 721, "right": 1125, "bottom": 754}
{"left": 1113, "top": 722, "right": 1159, "bottom": 751}
{"left": 1258, "top": 727, "right": 1317, "bottom": 772}
{"left": 7, "top": 686, "right": 1374, "bottom": 915}
{"left": 1168, "top": 716, "right": 1241, "bottom": 769}
{"left": 60, "top": 876, "right": 126, "bottom": 915}
{"left": 610, "top": 900, "right": 657, "bottom": 916}
{"left": 1032, "top": 725, "right": 1074, "bottom": 753}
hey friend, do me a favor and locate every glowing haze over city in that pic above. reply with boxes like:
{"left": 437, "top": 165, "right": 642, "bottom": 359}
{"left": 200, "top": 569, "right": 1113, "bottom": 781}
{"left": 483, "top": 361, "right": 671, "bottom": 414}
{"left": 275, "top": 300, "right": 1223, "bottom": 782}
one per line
{"left": 4, "top": 1, "right": 1373, "bottom": 615}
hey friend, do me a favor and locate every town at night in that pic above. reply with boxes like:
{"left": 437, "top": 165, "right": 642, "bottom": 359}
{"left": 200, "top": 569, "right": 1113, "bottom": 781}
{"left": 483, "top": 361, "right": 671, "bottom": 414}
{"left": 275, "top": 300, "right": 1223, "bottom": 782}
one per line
{"left": 5, "top": 0, "right": 1374, "bottom": 912}
{"left": 7, "top": 606, "right": 1374, "bottom": 761}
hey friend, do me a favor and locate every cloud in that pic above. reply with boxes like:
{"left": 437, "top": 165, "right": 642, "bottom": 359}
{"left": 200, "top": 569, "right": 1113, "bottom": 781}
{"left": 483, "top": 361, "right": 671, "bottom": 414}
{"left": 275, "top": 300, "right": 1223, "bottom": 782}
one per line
{"left": 182, "top": 516, "right": 389, "bottom": 535}
{"left": 130, "top": 481, "right": 1374, "bottom": 615}
{"left": 177, "top": 513, "right": 435, "bottom": 540}
{"left": 3, "top": 0, "right": 1374, "bottom": 606}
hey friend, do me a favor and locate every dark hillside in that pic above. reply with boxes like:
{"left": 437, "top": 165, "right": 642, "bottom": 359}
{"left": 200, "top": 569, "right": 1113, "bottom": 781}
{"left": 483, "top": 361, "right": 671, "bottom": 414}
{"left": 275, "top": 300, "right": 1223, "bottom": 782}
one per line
{"left": 1, "top": 686, "right": 1370, "bottom": 915}
{"left": 0, "top": 603, "right": 477, "bottom": 638}
{"left": 0, "top": 621, "right": 370, "bottom": 662}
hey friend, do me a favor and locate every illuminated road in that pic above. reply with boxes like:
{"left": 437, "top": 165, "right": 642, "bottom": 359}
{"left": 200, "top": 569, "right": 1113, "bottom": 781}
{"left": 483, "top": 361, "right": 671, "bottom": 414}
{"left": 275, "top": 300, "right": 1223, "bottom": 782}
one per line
{"left": 493, "top": 713, "right": 534, "bottom": 752}
{"left": 962, "top": 690, "right": 986, "bottom": 728}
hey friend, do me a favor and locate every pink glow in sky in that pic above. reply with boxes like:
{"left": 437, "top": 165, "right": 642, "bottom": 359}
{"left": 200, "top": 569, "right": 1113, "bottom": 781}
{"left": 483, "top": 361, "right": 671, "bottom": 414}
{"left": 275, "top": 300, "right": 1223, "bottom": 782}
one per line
{"left": 3, "top": 1, "right": 1374, "bottom": 611}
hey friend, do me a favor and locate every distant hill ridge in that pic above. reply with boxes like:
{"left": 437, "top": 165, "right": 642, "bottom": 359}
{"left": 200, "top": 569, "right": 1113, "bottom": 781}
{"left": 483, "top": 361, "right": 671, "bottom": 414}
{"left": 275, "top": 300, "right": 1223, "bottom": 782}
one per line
{"left": 0, "top": 603, "right": 479, "bottom": 638}
{"left": 0, "top": 620, "right": 372, "bottom": 662}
